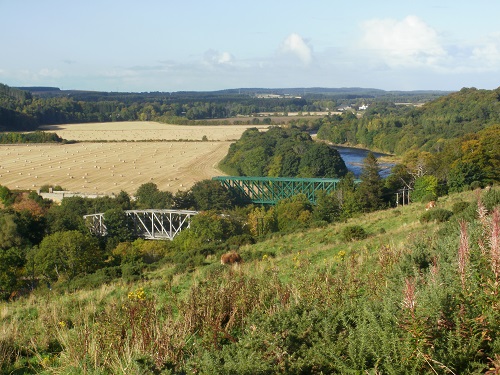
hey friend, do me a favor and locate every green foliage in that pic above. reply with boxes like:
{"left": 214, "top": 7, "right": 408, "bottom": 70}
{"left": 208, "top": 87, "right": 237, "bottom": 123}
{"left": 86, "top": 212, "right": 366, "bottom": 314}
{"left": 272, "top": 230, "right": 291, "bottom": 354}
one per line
{"left": 384, "top": 163, "right": 413, "bottom": 192}
{"left": 0, "top": 131, "right": 64, "bottom": 144}
{"left": 0, "top": 185, "right": 12, "bottom": 205}
{"left": 173, "top": 210, "right": 245, "bottom": 251}
{"left": 481, "top": 188, "right": 500, "bottom": 211}
{"left": 220, "top": 127, "right": 347, "bottom": 178}
{"left": 355, "top": 152, "right": 385, "bottom": 211}
{"left": 0, "top": 213, "right": 22, "bottom": 250}
{"left": 247, "top": 205, "right": 278, "bottom": 236}
{"left": 115, "top": 190, "right": 132, "bottom": 210}
{"left": 0, "top": 246, "right": 25, "bottom": 299}
{"left": 13, "top": 208, "right": 47, "bottom": 247}
{"left": 298, "top": 142, "right": 347, "bottom": 178}
{"left": 341, "top": 225, "right": 368, "bottom": 241}
{"left": 452, "top": 201, "right": 471, "bottom": 214}
{"left": 190, "top": 179, "right": 247, "bottom": 211}
{"left": 412, "top": 175, "right": 438, "bottom": 202}
{"left": 337, "top": 172, "right": 362, "bottom": 219}
{"left": 448, "top": 161, "right": 485, "bottom": 192}
{"left": 2, "top": 187, "right": 500, "bottom": 373}
{"left": 275, "top": 194, "right": 313, "bottom": 232}
{"left": 46, "top": 196, "right": 88, "bottom": 233}
{"left": 173, "top": 189, "right": 196, "bottom": 209}
{"left": 68, "top": 266, "right": 122, "bottom": 290}
{"left": 121, "top": 261, "right": 144, "bottom": 282}
{"left": 398, "top": 237, "right": 433, "bottom": 275}
{"left": 312, "top": 190, "right": 341, "bottom": 223}
{"left": 317, "top": 87, "right": 500, "bottom": 155}
{"left": 135, "top": 182, "right": 174, "bottom": 209}
{"left": 35, "top": 231, "right": 103, "bottom": 281}
{"left": 3, "top": 79, "right": 500, "bottom": 371}
{"left": 419, "top": 208, "right": 453, "bottom": 223}
{"left": 104, "top": 207, "right": 135, "bottom": 243}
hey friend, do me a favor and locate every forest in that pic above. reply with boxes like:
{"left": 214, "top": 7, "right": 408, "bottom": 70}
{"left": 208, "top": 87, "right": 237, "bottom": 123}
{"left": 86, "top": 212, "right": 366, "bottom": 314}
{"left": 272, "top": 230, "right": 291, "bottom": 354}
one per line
{"left": 219, "top": 127, "right": 348, "bottom": 178}
{"left": 316, "top": 87, "right": 500, "bottom": 154}
{"left": 1, "top": 83, "right": 500, "bottom": 373}
{"left": 0, "top": 83, "right": 447, "bottom": 131}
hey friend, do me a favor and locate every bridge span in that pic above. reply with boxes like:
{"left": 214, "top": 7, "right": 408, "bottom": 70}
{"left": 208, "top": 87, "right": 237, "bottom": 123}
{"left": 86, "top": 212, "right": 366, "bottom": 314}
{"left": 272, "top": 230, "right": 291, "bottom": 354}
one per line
{"left": 84, "top": 209, "right": 198, "bottom": 240}
{"left": 212, "top": 176, "right": 355, "bottom": 204}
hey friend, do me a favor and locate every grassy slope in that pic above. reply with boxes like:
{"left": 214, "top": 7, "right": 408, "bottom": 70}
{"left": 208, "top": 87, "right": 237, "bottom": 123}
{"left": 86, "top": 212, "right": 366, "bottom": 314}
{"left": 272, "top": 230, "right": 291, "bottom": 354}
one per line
{"left": 0, "top": 188, "right": 495, "bottom": 374}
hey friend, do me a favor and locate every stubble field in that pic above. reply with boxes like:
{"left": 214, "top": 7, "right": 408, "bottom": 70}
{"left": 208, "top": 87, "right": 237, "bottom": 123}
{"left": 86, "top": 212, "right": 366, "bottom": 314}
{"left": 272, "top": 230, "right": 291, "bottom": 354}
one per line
{"left": 0, "top": 122, "right": 268, "bottom": 195}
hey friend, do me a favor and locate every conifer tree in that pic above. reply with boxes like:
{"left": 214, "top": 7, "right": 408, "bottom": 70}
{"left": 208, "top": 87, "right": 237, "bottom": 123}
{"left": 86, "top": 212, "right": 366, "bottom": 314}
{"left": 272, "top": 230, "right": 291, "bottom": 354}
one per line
{"left": 356, "top": 152, "right": 385, "bottom": 212}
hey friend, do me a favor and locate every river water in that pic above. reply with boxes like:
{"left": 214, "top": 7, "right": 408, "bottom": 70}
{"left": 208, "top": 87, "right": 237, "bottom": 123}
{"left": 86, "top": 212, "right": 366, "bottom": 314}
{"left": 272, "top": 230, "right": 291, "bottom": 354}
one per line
{"left": 334, "top": 146, "right": 394, "bottom": 178}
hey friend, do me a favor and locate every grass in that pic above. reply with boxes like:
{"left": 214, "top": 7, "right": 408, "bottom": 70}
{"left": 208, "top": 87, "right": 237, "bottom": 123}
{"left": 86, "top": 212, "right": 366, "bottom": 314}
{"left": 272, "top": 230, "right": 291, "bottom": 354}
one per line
{"left": 1, "top": 187, "right": 498, "bottom": 374}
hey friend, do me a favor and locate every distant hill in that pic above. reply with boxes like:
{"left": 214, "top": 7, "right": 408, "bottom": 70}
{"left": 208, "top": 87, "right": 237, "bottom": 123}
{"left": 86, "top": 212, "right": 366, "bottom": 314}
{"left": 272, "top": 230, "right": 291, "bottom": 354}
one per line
{"left": 317, "top": 86, "right": 500, "bottom": 154}
{"left": 16, "top": 85, "right": 449, "bottom": 103}
{"left": 15, "top": 86, "right": 61, "bottom": 93}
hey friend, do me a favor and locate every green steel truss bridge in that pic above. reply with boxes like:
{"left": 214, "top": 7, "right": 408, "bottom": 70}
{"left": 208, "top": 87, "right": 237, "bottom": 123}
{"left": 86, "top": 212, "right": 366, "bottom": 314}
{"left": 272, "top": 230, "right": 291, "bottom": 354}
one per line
{"left": 212, "top": 176, "right": 353, "bottom": 204}
{"left": 84, "top": 209, "right": 198, "bottom": 240}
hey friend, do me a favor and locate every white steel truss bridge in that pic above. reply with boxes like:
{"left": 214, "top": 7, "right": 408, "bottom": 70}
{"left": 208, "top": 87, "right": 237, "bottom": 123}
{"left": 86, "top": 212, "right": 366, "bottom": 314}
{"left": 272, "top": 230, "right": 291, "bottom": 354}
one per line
{"left": 84, "top": 209, "right": 198, "bottom": 240}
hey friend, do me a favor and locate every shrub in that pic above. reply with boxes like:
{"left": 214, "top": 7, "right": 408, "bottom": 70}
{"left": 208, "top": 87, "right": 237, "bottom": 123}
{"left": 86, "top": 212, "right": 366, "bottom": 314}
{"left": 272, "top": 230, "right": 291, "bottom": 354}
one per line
{"left": 399, "top": 239, "right": 432, "bottom": 275}
{"left": 341, "top": 225, "right": 368, "bottom": 242}
{"left": 452, "top": 201, "right": 470, "bottom": 214}
{"left": 0, "top": 185, "right": 12, "bottom": 205}
{"left": 121, "top": 261, "right": 144, "bottom": 282}
{"left": 69, "top": 266, "right": 122, "bottom": 290}
{"left": 240, "top": 248, "right": 276, "bottom": 262}
{"left": 226, "top": 234, "right": 255, "bottom": 249}
{"left": 419, "top": 208, "right": 453, "bottom": 223}
{"left": 483, "top": 188, "right": 500, "bottom": 211}
{"left": 469, "top": 181, "right": 482, "bottom": 190}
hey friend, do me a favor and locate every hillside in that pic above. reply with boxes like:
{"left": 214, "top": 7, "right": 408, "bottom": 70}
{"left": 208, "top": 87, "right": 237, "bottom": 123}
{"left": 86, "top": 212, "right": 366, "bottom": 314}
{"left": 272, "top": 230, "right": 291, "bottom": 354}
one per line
{"left": 2, "top": 187, "right": 499, "bottom": 374}
{"left": 317, "top": 86, "right": 500, "bottom": 154}
{"left": 0, "top": 83, "right": 38, "bottom": 131}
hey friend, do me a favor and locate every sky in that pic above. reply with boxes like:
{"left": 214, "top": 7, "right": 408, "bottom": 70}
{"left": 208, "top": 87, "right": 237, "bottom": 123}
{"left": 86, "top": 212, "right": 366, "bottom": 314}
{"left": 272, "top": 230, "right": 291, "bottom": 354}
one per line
{"left": 1, "top": 0, "right": 500, "bottom": 92}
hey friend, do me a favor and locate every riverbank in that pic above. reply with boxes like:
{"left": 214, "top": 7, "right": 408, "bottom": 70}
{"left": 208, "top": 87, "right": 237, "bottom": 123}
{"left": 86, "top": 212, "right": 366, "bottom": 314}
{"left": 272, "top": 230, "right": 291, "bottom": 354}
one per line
{"left": 333, "top": 145, "right": 398, "bottom": 177}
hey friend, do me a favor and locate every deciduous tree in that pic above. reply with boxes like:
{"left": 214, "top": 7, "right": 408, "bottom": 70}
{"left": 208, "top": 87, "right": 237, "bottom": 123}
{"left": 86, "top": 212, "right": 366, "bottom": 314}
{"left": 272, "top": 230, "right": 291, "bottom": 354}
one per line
{"left": 35, "top": 231, "right": 102, "bottom": 281}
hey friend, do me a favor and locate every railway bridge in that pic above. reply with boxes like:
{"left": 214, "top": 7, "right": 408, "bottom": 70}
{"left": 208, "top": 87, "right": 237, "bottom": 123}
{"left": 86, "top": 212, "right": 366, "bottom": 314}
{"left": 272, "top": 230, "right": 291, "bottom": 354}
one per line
{"left": 84, "top": 209, "right": 198, "bottom": 240}
{"left": 212, "top": 176, "right": 357, "bottom": 204}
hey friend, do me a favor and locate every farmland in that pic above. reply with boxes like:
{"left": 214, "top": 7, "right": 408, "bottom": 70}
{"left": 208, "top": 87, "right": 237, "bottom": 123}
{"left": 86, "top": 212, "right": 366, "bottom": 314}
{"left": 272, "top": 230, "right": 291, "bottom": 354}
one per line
{"left": 0, "top": 122, "right": 269, "bottom": 194}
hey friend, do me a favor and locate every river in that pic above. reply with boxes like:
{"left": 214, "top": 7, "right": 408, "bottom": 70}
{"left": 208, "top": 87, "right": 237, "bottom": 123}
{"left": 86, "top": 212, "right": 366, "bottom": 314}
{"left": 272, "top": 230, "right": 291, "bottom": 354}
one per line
{"left": 334, "top": 146, "right": 394, "bottom": 178}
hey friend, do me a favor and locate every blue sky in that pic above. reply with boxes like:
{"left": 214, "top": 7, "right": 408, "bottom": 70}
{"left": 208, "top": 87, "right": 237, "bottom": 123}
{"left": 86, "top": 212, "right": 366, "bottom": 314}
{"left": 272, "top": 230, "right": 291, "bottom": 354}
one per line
{"left": 1, "top": 0, "right": 499, "bottom": 92}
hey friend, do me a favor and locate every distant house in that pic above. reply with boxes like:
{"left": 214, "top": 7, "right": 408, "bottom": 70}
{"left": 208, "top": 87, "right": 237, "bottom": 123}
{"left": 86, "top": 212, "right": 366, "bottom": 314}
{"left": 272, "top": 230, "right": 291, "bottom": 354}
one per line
{"left": 359, "top": 104, "right": 369, "bottom": 110}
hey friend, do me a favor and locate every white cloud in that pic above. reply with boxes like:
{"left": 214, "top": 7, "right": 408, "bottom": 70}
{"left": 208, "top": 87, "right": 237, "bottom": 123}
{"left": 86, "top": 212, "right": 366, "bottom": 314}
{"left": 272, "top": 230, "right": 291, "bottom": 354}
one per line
{"left": 470, "top": 33, "right": 500, "bottom": 70}
{"left": 203, "top": 49, "right": 234, "bottom": 66}
{"left": 280, "top": 33, "right": 313, "bottom": 65}
{"left": 360, "top": 16, "right": 447, "bottom": 68}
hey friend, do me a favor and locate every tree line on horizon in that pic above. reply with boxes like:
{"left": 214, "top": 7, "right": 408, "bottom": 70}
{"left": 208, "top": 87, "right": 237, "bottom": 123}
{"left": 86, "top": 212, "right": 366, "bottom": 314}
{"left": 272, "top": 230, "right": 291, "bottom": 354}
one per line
{"left": 0, "top": 82, "right": 446, "bottom": 131}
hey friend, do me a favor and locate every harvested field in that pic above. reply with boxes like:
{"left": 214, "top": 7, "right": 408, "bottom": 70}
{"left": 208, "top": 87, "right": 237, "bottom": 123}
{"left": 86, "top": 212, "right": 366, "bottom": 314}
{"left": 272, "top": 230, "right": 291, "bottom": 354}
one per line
{"left": 1, "top": 122, "right": 268, "bottom": 195}
{"left": 40, "top": 121, "right": 269, "bottom": 142}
